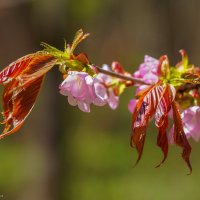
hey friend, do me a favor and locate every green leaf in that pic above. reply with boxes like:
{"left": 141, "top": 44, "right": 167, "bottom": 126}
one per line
{"left": 69, "top": 29, "right": 90, "bottom": 54}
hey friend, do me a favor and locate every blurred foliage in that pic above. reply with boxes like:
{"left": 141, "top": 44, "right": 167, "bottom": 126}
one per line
{"left": 1, "top": 0, "right": 200, "bottom": 200}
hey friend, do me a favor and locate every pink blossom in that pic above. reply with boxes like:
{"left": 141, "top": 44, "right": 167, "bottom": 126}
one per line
{"left": 135, "top": 55, "right": 159, "bottom": 94}
{"left": 95, "top": 64, "right": 119, "bottom": 110}
{"left": 128, "top": 55, "right": 159, "bottom": 113}
{"left": 169, "top": 106, "right": 200, "bottom": 142}
{"left": 59, "top": 71, "right": 106, "bottom": 112}
{"left": 134, "top": 55, "right": 159, "bottom": 84}
{"left": 59, "top": 68, "right": 120, "bottom": 112}
{"left": 106, "top": 89, "right": 119, "bottom": 109}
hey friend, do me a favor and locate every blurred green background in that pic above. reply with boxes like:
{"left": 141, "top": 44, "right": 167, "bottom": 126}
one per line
{"left": 1, "top": 0, "right": 200, "bottom": 199}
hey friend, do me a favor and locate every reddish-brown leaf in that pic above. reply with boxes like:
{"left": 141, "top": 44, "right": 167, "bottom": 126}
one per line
{"left": 16, "top": 54, "right": 57, "bottom": 84}
{"left": 155, "top": 85, "right": 173, "bottom": 167}
{"left": 131, "top": 83, "right": 178, "bottom": 167}
{"left": 74, "top": 53, "right": 89, "bottom": 65}
{"left": 131, "top": 83, "right": 164, "bottom": 164}
{"left": 0, "top": 54, "right": 33, "bottom": 83}
{"left": 0, "top": 54, "right": 56, "bottom": 84}
{"left": 0, "top": 53, "right": 57, "bottom": 138}
{"left": 0, "top": 76, "right": 44, "bottom": 139}
{"left": 171, "top": 101, "right": 192, "bottom": 174}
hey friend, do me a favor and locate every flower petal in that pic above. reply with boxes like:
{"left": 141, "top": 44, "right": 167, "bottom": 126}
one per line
{"left": 107, "top": 89, "right": 119, "bottom": 110}
{"left": 77, "top": 101, "right": 90, "bottom": 112}
{"left": 68, "top": 94, "right": 77, "bottom": 106}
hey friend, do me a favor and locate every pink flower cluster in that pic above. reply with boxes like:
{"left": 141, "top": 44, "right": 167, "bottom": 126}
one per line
{"left": 59, "top": 54, "right": 200, "bottom": 142}
{"left": 128, "top": 55, "right": 200, "bottom": 142}
{"left": 133, "top": 55, "right": 159, "bottom": 84}
{"left": 59, "top": 66, "right": 119, "bottom": 112}
{"left": 128, "top": 55, "right": 159, "bottom": 113}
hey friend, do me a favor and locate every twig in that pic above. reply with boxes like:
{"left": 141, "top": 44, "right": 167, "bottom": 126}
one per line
{"left": 95, "top": 66, "right": 149, "bottom": 85}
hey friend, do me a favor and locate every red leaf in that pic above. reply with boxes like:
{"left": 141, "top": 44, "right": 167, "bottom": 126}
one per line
{"left": 155, "top": 85, "right": 173, "bottom": 167}
{"left": 171, "top": 101, "right": 192, "bottom": 174}
{"left": 0, "top": 76, "right": 44, "bottom": 139}
{"left": 0, "top": 54, "right": 33, "bottom": 83}
{"left": 74, "top": 53, "right": 89, "bottom": 65}
{"left": 131, "top": 82, "right": 185, "bottom": 169}
{"left": 131, "top": 83, "right": 164, "bottom": 165}
{"left": 0, "top": 53, "right": 57, "bottom": 138}
{"left": 0, "top": 54, "right": 56, "bottom": 84}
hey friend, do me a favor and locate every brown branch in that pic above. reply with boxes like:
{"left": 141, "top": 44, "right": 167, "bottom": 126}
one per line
{"left": 95, "top": 66, "right": 149, "bottom": 85}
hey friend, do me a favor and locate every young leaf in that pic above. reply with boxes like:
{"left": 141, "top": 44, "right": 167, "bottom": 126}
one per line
{"left": 171, "top": 101, "right": 192, "bottom": 174}
{"left": 155, "top": 85, "right": 173, "bottom": 167}
{"left": 131, "top": 83, "right": 163, "bottom": 164}
{"left": 131, "top": 82, "right": 188, "bottom": 170}
{"left": 69, "top": 29, "right": 90, "bottom": 55}
{"left": 0, "top": 53, "right": 57, "bottom": 139}
{"left": 157, "top": 55, "right": 170, "bottom": 79}
{"left": 177, "top": 49, "right": 188, "bottom": 68}
{"left": 0, "top": 53, "right": 56, "bottom": 84}
{"left": 0, "top": 76, "right": 44, "bottom": 139}
{"left": 0, "top": 54, "right": 34, "bottom": 83}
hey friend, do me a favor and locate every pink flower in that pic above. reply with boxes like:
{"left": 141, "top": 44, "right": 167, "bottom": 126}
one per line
{"left": 134, "top": 55, "right": 159, "bottom": 84}
{"left": 59, "top": 71, "right": 106, "bottom": 112}
{"left": 128, "top": 55, "right": 159, "bottom": 113}
{"left": 59, "top": 67, "right": 120, "bottom": 112}
{"left": 169, "top": 106, "right": 200, "bottom": 142}
{"left": 95, "top": 64, "right": 119, "bottom": 110}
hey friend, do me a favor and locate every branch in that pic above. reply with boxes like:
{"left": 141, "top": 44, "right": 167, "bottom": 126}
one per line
{"left": 95, "top": 66, "right": 149, "bottom": 85}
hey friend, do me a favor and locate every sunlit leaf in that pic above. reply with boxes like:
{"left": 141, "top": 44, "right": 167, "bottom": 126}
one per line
{"left": 131, "top": 81, "right": 192, "bottom": 172}
{"left": 171, "top": 101, "right": 192, "bottom": 174}
{"left": 131, "top": 83, "right": 163, "bottom": 164}
{"left": 155, "top": 85, "right": 173, "bottom": 167}
{"left": 0, "top": 53, "right": 57, "bottom": 139}
{"left": 0, "top": 54, "right": 33, "bottom": 84}
{"left": 0, "top": 76, "right": 44, "bottom": 139}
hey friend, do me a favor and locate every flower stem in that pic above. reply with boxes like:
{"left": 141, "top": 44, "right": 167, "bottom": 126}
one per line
{"left": 95, "top": 66, "right": 148, "bottom": 85}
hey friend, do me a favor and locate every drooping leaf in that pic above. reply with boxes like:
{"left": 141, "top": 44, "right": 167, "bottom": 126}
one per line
{"left": 0, "top": 53, "right": 57, "bottom": 139}
{"left": 131, "top": 83, "right": 164, "bottom": 164}
{"left": 0, "top": 76, "right": 44, "bottom": 139}
{"left": 131, "top": 82, "right": 185, "bottom": 169}
{"left": 171, "top": 101, "right": 192, "bottom": 174}
{"left": 155, "top": 85, "right": 174, "bottom": 167}
{"left": 0, "top": 54, "right": 33, "bottom": 84}
{"left": 17, "top": 53, "right": 57, "bottom": 84}
{"left": 0, "top": 53, "right": 56, "bottom": 84}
